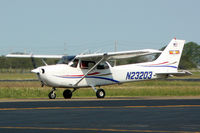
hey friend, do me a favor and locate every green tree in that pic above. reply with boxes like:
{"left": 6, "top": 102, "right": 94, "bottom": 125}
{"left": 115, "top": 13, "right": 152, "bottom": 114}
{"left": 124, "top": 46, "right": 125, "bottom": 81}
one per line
{"left": 0, "top": 56, "right": 59, "bottom": 69}
{"left": 180, "top": 42, "right": 200, "bottom": 69}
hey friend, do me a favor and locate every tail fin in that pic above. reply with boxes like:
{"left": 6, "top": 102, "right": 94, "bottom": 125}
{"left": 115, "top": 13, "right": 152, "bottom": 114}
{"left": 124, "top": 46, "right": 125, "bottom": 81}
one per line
{"left": 153, "top": 38, "right": 185, "bottom": 71}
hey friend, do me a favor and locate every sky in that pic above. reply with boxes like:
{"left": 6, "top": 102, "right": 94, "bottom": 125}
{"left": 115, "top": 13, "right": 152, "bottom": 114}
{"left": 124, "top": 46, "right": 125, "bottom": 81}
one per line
{"left": 0, "top": 0, "right": 200, "bottom": 55}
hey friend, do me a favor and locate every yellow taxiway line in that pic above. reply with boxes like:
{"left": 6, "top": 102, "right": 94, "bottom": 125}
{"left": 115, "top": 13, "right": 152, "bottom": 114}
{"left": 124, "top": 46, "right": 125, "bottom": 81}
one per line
{"left": 0, "top": 126, "right": 198, "bottom": 133}
{"left": 0, "top": 105, "right": 200, "bottom": 111}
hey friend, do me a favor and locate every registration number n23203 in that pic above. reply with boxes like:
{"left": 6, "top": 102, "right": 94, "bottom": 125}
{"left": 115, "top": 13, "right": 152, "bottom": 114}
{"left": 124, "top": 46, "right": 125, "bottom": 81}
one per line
{"left": 126, "top": 71, "right": 152, "bottom": 80}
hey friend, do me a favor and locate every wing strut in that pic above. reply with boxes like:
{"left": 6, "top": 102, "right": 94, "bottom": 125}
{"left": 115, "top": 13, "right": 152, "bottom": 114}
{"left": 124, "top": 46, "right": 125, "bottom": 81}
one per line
{"left": 73, "top": 53, "right": 107, "bottom": 87}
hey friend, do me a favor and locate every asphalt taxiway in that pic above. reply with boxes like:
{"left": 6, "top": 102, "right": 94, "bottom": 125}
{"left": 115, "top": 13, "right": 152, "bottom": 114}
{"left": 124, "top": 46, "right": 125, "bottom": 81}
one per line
{"left": 0, "top": 97, "right": 200, "bottom": 133}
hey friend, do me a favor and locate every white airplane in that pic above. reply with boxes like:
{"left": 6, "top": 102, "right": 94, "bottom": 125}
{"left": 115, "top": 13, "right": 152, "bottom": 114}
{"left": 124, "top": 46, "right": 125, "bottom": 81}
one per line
{"left": 6, "top": 38, "right": 191, "bottom": 99}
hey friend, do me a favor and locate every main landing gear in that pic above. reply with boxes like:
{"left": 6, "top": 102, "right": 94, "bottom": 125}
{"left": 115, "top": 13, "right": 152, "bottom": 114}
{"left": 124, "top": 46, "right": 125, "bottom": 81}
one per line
{"left": 48, "top": 87, "right": 106, "bottom": 99}
{"left": 96, "top": 89, "right": 105, "bottom": 98}
{"left": 63, "top": 89, "right": 72, "bottom": 99}
{"left": 91, "top": 86, "right": 106, "bottom": 98}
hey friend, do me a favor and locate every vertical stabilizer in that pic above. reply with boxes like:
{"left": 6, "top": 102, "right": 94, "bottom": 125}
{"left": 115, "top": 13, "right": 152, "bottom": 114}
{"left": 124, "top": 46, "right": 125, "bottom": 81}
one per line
{"left": 153, "top": 38, "right": 185, "bottom": 71}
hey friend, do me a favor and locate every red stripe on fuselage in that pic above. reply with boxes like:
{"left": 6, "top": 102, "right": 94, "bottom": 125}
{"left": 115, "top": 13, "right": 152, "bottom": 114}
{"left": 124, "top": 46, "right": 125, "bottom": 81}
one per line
{"left": 62, "top": 72, "right": 100, "bottom": 77}
{"left": 148, "top": 61, "right": 169, "bottom": 66}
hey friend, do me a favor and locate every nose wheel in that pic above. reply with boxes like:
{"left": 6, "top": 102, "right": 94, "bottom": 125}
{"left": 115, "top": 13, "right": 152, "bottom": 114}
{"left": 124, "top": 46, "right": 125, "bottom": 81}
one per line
{"left": 48, "top": 87, "right": 56, "bottom": 99}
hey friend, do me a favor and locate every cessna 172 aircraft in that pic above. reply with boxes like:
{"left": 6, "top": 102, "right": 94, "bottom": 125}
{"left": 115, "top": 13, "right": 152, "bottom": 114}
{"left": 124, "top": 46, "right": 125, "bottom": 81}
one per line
{"left": 6, "top": 38, "right": 191, "bottom": 99}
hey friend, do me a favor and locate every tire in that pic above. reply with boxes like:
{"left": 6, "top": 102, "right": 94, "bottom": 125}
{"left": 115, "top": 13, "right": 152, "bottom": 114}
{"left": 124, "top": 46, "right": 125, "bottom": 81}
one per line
{"left": 96, "top": 89, "right": 105, "bottom": 98}
{"left": 48, "top": 91, "right": 56, "bottom": 99}
{"left": 63, "top": 89, "right": 72, "bottom": 99}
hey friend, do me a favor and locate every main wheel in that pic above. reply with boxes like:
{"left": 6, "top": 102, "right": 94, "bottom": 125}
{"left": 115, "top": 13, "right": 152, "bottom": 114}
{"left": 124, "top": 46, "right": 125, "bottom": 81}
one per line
{"left": 63, "top": 89, "right": 72, "bottom": 99}
{"left": 96, "top": 89, "right": 105, "bottom": 98}
{"left": 48, "top": 91, "right": 56, "bottom": 99}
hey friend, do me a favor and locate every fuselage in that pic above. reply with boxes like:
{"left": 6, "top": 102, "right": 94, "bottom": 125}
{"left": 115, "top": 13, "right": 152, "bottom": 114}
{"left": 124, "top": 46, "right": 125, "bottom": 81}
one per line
{"left": 33, "top": 61, "right": 169, "bottom": 88}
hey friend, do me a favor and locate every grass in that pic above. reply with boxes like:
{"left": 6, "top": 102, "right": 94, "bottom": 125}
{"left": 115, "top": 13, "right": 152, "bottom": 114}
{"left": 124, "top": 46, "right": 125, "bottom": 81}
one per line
{"left": 0, "top": 71, "right": 199, "bottom": 98}
{"left": 0, "top": 80, "right": 200, "bottom": 98}
{"left": 0, "top": 73, "right": 37, "bottom": 80}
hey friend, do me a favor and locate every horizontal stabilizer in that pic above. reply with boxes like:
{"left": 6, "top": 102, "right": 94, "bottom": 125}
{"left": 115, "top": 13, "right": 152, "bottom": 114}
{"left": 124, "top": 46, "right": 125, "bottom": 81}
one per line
{"left": 156, "top": 70, "right": 192, "bottom": 77}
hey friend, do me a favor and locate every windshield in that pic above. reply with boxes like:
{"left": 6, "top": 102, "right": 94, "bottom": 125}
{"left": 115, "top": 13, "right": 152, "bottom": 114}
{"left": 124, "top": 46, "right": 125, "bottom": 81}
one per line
{"left": 57, "top": 56, "right": 76, "bottom": 64}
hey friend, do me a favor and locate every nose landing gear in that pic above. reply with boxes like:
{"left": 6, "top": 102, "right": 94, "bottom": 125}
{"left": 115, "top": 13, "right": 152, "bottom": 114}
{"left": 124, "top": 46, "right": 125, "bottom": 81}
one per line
{"left": 48, "top": 87, "right": 56, "bottom": 99}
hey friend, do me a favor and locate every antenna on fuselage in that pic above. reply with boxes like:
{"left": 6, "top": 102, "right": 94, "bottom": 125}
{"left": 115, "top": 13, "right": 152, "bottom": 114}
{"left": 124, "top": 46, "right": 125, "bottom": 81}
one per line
{"left": 115, "top": 40, "right": 117, "bottom": 52}
{"left": 114, "top": 40, "right": 118, "bottom": 66}
{"left": 64, "top": 42, "right": 67, "bottom": 56}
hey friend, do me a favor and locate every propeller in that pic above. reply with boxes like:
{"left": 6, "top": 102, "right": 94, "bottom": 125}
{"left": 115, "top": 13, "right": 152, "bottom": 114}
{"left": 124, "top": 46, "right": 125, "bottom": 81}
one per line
{"left": 31, "top": 54, "right": 37, "bottom": 69}
{"left": 30, "top": 54, "right": 45, "bottom": 87}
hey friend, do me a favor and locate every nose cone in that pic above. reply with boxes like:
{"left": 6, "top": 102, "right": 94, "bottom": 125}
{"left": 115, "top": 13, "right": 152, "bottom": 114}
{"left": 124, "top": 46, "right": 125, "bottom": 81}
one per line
{"left": 31, "top": 68, "right": 40, "bottom": 73}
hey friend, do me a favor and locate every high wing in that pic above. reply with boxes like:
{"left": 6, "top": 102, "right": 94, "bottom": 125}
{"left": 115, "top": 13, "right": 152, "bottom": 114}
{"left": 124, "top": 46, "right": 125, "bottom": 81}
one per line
{"left": 75, "top": 49, "right": 162, "bottom": 60}
{"left": 6, "top": 54, "right": 63, "bottom": 59}
{"left": 6, "top": 49, "right": 161, "bottom": 60}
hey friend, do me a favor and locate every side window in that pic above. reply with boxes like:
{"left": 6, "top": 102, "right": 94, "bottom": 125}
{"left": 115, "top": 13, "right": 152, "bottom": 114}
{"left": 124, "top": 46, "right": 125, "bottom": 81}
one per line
{"left": 97, "top": 62, "right": 109, "bottom": 69}
{"left": 80, "top": 61, "right": 95, "bottom": 69}
{"left": 70, "top": 59, "right": 79, "bottom": 68}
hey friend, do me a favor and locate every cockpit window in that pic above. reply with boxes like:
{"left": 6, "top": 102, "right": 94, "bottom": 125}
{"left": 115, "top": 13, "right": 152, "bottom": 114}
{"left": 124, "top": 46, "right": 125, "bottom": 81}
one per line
{"left": 97, "top": 62, "right": 109, "bottom": 69}
{"left": 80, "top": 61, "right": 95, "bottom": 69}
{"left": 70, "top": 59, "right": 79, "bottom": 68}
{"left": 79, "top": 61, "right": 109, "bottom": 70}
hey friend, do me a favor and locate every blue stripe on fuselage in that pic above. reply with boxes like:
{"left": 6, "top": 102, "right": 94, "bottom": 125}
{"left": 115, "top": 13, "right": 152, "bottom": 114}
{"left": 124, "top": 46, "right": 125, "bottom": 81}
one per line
{"left": 142, "top": 65, "right": 177, "bottom": 68}
{"left": 54, "top": 75, "right": 119, "bottom": 83}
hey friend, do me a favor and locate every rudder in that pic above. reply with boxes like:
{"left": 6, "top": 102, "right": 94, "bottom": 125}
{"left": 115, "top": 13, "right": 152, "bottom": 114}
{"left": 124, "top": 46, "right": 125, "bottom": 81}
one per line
{"left": 153, "top": 38, "right": 185, "bottom": 70}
